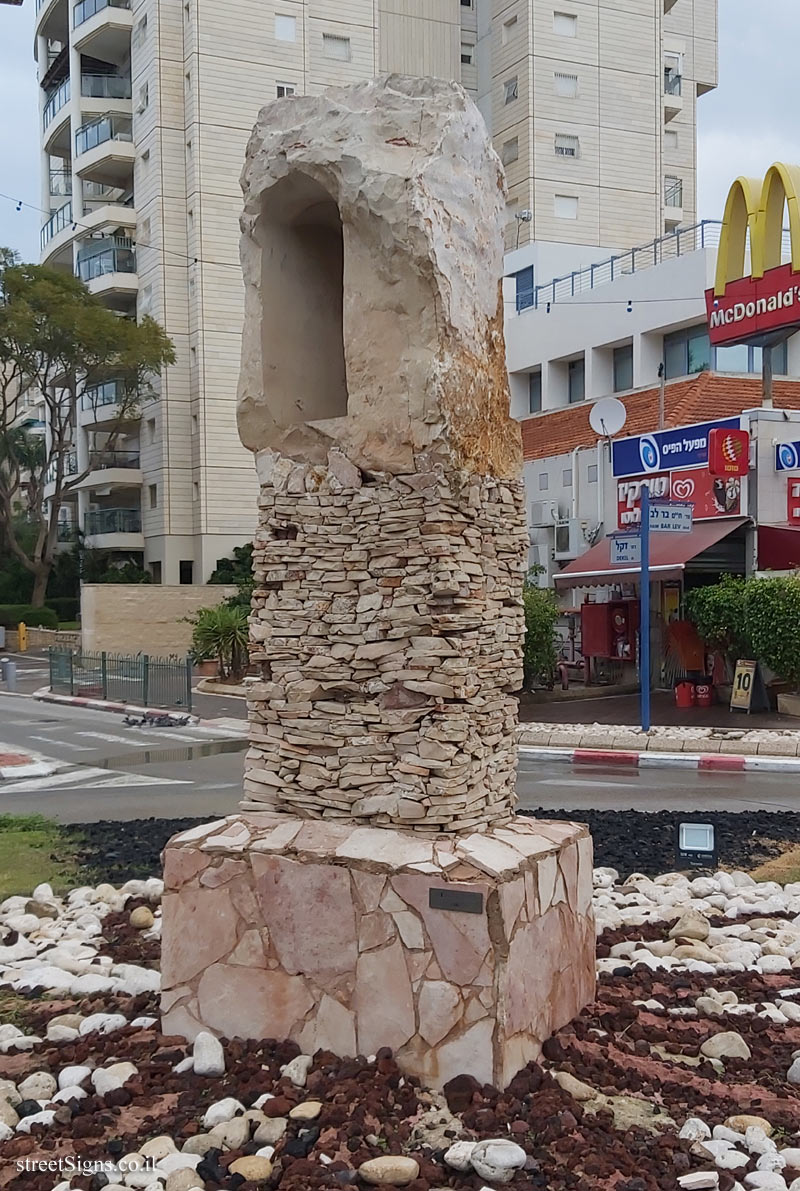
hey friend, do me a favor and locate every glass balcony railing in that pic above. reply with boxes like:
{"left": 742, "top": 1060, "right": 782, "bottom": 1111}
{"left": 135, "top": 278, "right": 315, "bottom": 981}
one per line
{"left": 85, "top": 507, "right": 141, "bottom": 535}
{"left": 664, "top": 71, "right": 682, "bottom": 97}
{"left": 82, "top": 180, "right": 122, "bottom": 201}
{"left": 81, "top": 378, "right": 129, "bottom": 410}
{"left": 665, "top": 180, "right": 683, "bottom": 208}
{"left": 90, "top": 450, "right": 141, "bottom": 470}
{"left": 49, "top": 170, "right": 72, "bottom": 197}
{"left": 43, "top": 78, "right": 70, "bottom": 131}
{"left": 76, "top": 236, "right": 136, "bottom": 282}
{"left": 81, "top": 74, "right": 131, "bottom": 100}
{"left": 74, "top": 0, "right": 131, "bottom": 29}
{"left": 46, "top": 451, "right": 78, "bottom": 485}
{"left": 40, "top": 201, "right": 73, "bottom": 251}
{"left": 57, "top": 522, "right": 79, "bottom": 542}
{"left": 75, "top": 113, "right": 132, "bottom": 157}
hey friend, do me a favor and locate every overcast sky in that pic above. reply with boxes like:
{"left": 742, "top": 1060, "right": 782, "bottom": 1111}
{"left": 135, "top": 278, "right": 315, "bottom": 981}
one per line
{"left": 1, "top": 0, "right": 799, "bottom": 262}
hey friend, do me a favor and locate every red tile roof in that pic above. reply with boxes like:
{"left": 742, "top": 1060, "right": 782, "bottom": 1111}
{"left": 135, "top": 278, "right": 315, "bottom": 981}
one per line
{"left": 521, "top": 373, "right": 800, "bottom": 461}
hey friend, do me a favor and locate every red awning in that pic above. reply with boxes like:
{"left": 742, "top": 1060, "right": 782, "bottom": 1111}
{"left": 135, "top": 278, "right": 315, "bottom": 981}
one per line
{"left": 553, "top": 518, "right": 748, "bottom": 589}
{"left": 758, "top": 524, "right": 800, "bottom": 571}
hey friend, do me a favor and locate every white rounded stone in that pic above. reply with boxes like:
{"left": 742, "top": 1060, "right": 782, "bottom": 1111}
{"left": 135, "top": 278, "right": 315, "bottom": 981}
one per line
{"left": 58, "top": 1065, "right": 91, "bottom": 1091}
{"left": 18, "top": 1071, "right": 57, "bottom": 1101}
{"left": 192, "top": 1031, "right": 225, "bottom": 1078}
{"left": 444, "top": 1140, "right": 478, "bottom": 1171}
{"left": 201, "top": 1097, "right": 245, "bottom": 1129}
{"left": 470, "top": 1138, "right": 527, "bottom": 1184}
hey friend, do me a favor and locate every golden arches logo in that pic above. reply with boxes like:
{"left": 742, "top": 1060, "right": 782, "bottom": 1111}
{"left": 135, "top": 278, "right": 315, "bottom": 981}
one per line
{"left": 714, "top": 162, "right": 800, "bottom": 296}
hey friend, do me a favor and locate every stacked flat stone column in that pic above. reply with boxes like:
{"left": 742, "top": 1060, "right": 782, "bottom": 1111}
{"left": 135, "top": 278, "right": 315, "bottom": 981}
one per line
{"left": 161, "top": 74, "right": 595, "bottom": 1088}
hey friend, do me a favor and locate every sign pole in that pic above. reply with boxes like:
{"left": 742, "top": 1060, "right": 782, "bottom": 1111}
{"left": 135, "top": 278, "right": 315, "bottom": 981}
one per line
{"left": 640, "top": 483, "right": 651, "bottom": 732}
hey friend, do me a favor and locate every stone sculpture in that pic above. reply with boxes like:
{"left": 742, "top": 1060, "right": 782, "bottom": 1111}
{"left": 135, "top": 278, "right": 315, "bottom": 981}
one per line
{"left": 161, "top": 75, "right": 595, "bottom": 1088}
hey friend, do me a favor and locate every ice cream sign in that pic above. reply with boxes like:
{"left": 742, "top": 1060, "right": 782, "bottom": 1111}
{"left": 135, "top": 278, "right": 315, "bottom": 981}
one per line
{"left": 617, "top": 468, "right": 741, "bottom": 528}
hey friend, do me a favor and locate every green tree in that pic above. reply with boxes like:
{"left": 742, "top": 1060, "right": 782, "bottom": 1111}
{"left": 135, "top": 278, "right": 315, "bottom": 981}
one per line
{"left": 209, "top": 543, "right": 254, "bottom": 609}
{"left": 0, "top": 251, "right": 174, "bottom": 605}
{"left": 744, "top": 575, "right": 800, "bottom": 690}
{"left": 188, "top": 604, "right": 250, "bottom": 683}
{"left": 522, "top": 572, "right": 559, "bottom": 689}
{"left": 684, "top": 576, "right": 753, "bottom": 667}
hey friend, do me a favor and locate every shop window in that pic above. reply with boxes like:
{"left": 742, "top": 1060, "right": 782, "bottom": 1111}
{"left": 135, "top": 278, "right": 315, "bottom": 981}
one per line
{"left": 714, "top": 341, "right": 788, "bottom": 374}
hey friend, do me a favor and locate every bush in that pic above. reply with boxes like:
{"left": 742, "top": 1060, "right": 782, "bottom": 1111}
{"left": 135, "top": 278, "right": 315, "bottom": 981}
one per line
{"left": 744, "top": 575, "right": 800, "bottom": 690}
{"left": 0, "top": 604, "right": 58, "bottom": 629}
{"left": 522, "top": 578, "right": 559, "bottom": 690}
{"left": 684, "top": 576, "right": 752, "bottom": 666}
{"left": 45, "top": 597, "right": 79, "bottom": 622}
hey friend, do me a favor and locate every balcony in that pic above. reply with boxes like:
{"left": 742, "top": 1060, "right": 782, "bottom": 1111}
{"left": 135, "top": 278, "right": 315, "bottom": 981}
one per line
{"left": 73, "top": 0, "right": 132, "bottom": 66}
{"left": 40, "top": 200, "right": 72, "bottom": 251}
{"left": 79, "top": 378, "right": 140, "bottom": 428}
{"left": 76, "top": 236, "right": 137, "bottom": 305}
{"left": 36, "top": 0, "right": 69, "bottom": 45}
{"left": 78, "top": 199, "right": 136, "bottom": 240}
{"left": 44, "top": 450, "right": 78, "bottom": 500}
{"left": 73, "top": 448, "right": 142, "bottom": 492}
{"left": 664, "top": 178, "right": 683, "bottom": 229}
{"left": 74, "top": 114, "right": 134, "bottom": 187}
{"left": 42, "top": 78, "right": 71, "bottom": 157}
{"left": 83, "top": 506, "right": 144, "bottom": 550}
{"left": 80, "top": 74, "right": 131, "bottom": 101}
{"left": 49, "top": 169, "right": 72, "bottom": 198}
{"left": 663, "top": 70, "right": 683, "bottom": 121}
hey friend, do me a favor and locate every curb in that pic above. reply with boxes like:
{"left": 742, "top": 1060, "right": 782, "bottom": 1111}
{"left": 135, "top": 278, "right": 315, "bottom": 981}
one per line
{"left": 33, "top": 687, "right": 202, "bottom": 725}
{"left": 518, "top": 745, "right": 800, "bottom": 773}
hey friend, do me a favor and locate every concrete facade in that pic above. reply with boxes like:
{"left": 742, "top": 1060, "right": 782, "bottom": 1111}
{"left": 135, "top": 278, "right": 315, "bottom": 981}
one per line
{"left": 34, "top": 0, "right": 716, "bottom": 582}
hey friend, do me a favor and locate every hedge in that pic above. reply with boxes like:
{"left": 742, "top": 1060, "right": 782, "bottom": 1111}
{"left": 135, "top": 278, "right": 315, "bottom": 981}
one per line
{"left": 0, "top": 605, "right": 58, "bottom": 629}
{"left": 45, "top": 597, "right": 80, "bottom": 622}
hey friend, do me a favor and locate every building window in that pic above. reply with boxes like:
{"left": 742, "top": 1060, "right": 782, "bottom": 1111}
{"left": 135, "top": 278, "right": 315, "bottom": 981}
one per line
{"left": 147, "top": 417, "right": 156, "bottom": 443}
{"left": 179, "top": 560, "right": 194, "bottom": 585}
{"left": 133, "top": 15, "right": 147, "bottom": 48}
{"left": 277, "top": 83, "right": 296, "bottom": 98}
{"left": 504, "top": 76, "right": 518, "bottom": 104}
{"left": 588, "top": 464, "right": 598, "bottom": 483}
{"left": 554, "top": 71, "right": 578, "bottom": 97}
{"left": 149, "top": 484, "right": 158, "bottom": 509}
{"left": 192, "top": 481, "right": 199, "bottom": 501}
{"left": 555, "top": 133, "right": 580, "bottom": 158}
{"left": 275, "top": 14, "right": 296, "bottom": 41}
{"left": 664, "top": 53, "right": 682, "bottom": 96}
{"left": 529, "top": 370, "right": 542, "bottom": 413}
{"left": 136, "top": 83, "right": 149, "bottom": 112}
{"left": 501, "top": 137, "right": 519, "bottom": 166}
{"left": 568, "top": 357, "right": 585, "bottom": 403}
{"left": 554, "top": 193, "right": 578, "bottom": 219}
{"left": 554, "top": 11, "right": 577, "bottom": 36}
{"left": 664, "top": 129, "right": 678, "bottom": 150}
{"left": 191, "top": 414, "right": 198, "bottom": 434}
{"left": 715, "top": 341, "right": 788, "bottom": 374}
{"left": 664, "top": 175, "right": 683, "bottom": 207}
{"left": 613, "top": 344, "right": 633, "bottom": 392}
{"left": 515, "top": 266, "right": 534, "bottom": 313}
{"left": 562, "top": 468, "right": 572, "bottom": 487}
{"left": 538, "top": 472, "right": 549, "bottom": 491}
{"left": 461, "top": 0, "right": 473, "bottom": 6}
{"left": 664, "top": 325, "right": 711, "bottom": 379}
{"left": 151, "top": 561, "right": 162, "bottom": 584}
{"left": 323, "top": 33, "right": 351, "bottom": 61}
{"left": 461, "top": 41, "right": 474, "bottom": 65}
{"left": 502, "top": 15, "right": 518, "bottom": 44}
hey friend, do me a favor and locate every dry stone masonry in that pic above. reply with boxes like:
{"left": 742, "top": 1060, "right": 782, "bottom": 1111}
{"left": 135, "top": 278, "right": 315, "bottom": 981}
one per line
{"left": 161, "top": 74, "right": 595, "bottom": 1089}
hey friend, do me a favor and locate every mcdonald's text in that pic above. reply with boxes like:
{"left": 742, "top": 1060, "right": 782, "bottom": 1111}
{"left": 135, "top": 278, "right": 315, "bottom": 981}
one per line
{"left": 705, "top": 262, "right": 800, "bottom": 346}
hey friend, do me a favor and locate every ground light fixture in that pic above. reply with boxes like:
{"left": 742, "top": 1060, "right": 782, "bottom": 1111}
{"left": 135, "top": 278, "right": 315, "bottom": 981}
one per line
{"left": 676, "top": 821, "right": 717, "bottom": 870}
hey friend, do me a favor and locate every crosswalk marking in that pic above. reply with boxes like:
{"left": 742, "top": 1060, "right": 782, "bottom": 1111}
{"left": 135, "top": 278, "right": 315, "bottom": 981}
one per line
{"left": 0, "top": 767, "right": 191, "bottom": 793}
{"left": 28, "top": 735, "right": 93, "bottom": 752}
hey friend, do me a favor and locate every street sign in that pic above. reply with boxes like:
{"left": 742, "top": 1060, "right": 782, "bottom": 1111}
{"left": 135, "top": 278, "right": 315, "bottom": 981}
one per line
{"left": 611, "top": 534, "right": 641, "bottom": 566}
{"left": 649, "top": 501, "right": 693, "bottom": 533}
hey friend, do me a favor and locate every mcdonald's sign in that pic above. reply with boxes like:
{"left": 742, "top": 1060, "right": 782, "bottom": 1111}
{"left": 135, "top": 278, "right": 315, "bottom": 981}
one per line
{"left": 705, "top": 163, "right": 800, "bottom": 347}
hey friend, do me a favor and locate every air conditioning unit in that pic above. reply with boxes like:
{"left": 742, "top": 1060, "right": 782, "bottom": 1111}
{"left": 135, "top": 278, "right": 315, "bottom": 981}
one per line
{"left": 529, "top": 499, "right": 560, "bottom": 528}
{"left": 553, "top": 518, "right": 592, "bottom": 560}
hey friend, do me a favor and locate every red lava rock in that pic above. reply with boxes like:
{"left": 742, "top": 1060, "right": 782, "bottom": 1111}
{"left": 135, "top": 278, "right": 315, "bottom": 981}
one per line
{"left": 442, "top": 1073, "right": 481, "bottom": 1113}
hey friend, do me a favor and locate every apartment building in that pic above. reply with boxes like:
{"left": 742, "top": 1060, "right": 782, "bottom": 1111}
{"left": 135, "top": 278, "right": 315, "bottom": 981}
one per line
{"left": 34, "top": 0, "right": 717, "bottom": 582}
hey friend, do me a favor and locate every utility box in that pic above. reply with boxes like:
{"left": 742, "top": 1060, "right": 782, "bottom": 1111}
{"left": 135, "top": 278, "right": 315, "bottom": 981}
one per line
{"left": 581, "top": 599, "right": 639, "bottom": 660}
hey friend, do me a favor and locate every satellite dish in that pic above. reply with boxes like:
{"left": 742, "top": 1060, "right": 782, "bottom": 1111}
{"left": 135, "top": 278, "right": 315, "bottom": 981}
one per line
{"left": 589, "top": 397, "right": 627, "bottom": 438}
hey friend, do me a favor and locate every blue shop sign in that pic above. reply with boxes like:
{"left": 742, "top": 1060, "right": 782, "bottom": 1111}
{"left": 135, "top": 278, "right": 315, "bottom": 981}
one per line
{"left": 611, "top": 417, "right": 741, "bottom": 479}
{"left": 776, "top": 441, "right": 800, "bottom": 472}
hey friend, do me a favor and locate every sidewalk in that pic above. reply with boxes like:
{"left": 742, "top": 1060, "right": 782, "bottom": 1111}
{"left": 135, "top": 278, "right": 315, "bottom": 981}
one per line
{"left": 520, "top": 689, "right": 792, "bottom": 730}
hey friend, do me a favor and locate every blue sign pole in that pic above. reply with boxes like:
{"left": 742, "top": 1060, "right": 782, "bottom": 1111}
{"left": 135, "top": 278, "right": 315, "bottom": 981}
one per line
{"left": 640, "top": 483, "right": 651, "bottom": 732}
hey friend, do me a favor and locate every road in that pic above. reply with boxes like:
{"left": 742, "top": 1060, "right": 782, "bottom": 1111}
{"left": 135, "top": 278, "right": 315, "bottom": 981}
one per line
{"left": 2, "top": 690, "right": 800, "bottom": 822}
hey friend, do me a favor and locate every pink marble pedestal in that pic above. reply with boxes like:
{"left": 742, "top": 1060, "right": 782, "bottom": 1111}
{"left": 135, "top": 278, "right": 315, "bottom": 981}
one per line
{"left": 160, "top": 814, "right": 595, "bottom": 1089}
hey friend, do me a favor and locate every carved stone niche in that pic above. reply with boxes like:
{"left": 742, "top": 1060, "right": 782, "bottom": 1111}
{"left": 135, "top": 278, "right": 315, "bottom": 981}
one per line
{"left": 236, "top": 73, "right": 522, "bottom": 478}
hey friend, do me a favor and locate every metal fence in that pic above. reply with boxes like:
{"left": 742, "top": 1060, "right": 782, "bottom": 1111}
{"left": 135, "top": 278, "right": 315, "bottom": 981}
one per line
{"left": 49, "top": 648, "right": 192, "bottom": 710}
